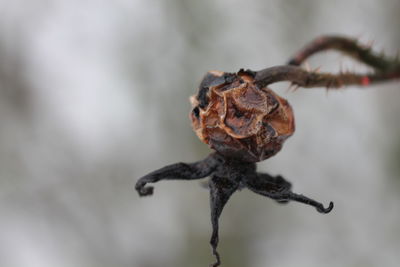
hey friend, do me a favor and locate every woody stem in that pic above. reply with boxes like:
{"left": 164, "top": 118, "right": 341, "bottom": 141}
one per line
{"left": 252, "top": 35, "right": 400, "bottom": 90}
{"left": 253, "top": 65, "right": 400, "bottom": 89}
{"left": 287, "top": 35, "right": 399, "bottom": 72}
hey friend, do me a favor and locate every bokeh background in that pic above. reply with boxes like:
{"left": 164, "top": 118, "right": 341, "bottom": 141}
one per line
{"left": 1, "top": 0, "right": 400, "bottom": 266}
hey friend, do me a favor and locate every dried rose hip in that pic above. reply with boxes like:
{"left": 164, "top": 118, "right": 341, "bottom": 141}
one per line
{"left": 190, "top": 70, "right": 295, "bottom": 162}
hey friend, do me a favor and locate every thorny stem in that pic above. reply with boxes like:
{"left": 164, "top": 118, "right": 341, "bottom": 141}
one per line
{"left": 253, "top": 35, "right": 400, "bottom": 89}
{"left": 287, "top": 35, "right": 399, "bottom": 71}
{"left": 253, "top": 65, "right": 400, "bottom": 89}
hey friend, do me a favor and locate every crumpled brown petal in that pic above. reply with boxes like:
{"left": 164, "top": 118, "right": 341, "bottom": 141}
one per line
{"left": 222, "top": 82, "right": 279, "bottom": 138}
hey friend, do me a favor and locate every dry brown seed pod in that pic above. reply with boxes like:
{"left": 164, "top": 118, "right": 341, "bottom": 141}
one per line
{"left": 190, "top": 70, "right": 295, "bottom": 163}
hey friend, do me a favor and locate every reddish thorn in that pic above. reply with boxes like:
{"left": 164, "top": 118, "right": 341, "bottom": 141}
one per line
{"left": 361, "top": 76, "right": 370, "bottom": 86}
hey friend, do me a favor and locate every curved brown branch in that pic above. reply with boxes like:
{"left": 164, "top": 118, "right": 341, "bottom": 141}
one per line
{"left": 250, "top": 35, "right": 400, "bottom": 89}
{"left": 287, "top": 35, "right": 399, "bottom": 72}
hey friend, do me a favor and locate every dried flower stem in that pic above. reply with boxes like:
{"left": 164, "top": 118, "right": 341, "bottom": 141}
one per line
{"left": 252, "top": 35, "right": 400, "bottom": 89}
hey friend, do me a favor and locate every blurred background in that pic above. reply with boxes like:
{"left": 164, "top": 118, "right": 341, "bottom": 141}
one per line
{"left": 1, "top": 0, "right": 400, "bottom": 266}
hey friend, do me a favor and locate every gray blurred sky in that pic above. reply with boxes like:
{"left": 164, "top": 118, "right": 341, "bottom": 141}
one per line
{"left": 0, "top": 1, "right": 400, "bottom": 267}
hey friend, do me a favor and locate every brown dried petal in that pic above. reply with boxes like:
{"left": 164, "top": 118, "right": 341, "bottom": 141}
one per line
{"left": 223, "top": 95, "right": 262, "bottom": 138}
{"left": 220, "top": 82, "right": 280, "bottom": 138}
{"left": 228, "top": 83, "right": 277, "bottom": 113}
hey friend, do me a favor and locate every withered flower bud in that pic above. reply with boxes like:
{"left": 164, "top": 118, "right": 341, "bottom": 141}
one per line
{"left": 190, "top": 70, "right": 295, "bottom": 162}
